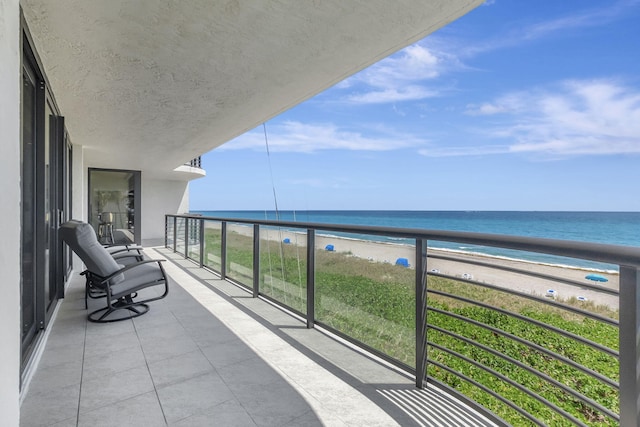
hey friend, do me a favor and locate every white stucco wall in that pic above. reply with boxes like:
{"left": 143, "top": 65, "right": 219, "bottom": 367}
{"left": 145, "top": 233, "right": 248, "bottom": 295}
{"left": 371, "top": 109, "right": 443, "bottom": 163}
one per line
{"left": 20, "top": 0, "right": 483, "bottom": 177}
{"left": 141, "top": 178, "right": 189, "bottom": 245}
{"left": 70, "top": 145, "right": 85, "bottom": 270}
{"left": 0, "top": 0, "right": 23, "bottom": 423}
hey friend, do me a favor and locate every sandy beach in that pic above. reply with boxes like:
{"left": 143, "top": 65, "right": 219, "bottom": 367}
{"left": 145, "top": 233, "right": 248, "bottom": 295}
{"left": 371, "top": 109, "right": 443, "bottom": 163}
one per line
{"left": 222, "top": 223, "right": 619, "bottom": 309}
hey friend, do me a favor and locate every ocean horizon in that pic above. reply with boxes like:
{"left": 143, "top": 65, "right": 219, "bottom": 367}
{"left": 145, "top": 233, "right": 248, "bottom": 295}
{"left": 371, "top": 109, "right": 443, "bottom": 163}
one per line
{"left": 191, "top": 210, "right": 640, "bottom": 271}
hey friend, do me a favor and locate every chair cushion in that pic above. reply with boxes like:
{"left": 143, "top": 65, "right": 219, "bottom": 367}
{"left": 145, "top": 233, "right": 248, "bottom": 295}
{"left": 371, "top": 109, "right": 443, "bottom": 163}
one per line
{"left": 60, "top": 220, "right": 124, "bottom": 284}
{"left": 110, "top": 262, "right": 166, "bottom": 299}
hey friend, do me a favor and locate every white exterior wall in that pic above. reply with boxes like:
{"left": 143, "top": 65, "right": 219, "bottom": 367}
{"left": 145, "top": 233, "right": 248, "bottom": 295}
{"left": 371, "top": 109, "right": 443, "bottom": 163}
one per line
{"left": 141, "top": 178, "right": 189, "bottom": 245}
{"left": 0, "top": 0, "right": 23, "bottom": 423}
{"left": 70, "top": 145, "right": 85, "bottom": 270}
{"left": 74, "top": 166, "right": 190, "bottom": 246}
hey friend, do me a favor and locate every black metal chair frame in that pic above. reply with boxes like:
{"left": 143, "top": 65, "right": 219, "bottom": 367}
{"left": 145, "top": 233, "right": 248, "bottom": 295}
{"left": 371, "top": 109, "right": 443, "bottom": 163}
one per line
{"left": 83, "top": 246, "right": 145, "bottom": 309}
{"left": 60, "top": 220, "right": 169, "bottom": 323}
{"left": 81, "top": 259, "right": 169, "bottom": 323}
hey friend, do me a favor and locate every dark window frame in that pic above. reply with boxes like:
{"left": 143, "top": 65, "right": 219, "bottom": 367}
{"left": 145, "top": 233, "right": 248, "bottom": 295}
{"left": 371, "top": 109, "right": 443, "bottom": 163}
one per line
{"left": 20, "top": 11, "right": 71, "bottom": 378}
{"left": 88, "top": 168, "right": 142, "bottom": 245}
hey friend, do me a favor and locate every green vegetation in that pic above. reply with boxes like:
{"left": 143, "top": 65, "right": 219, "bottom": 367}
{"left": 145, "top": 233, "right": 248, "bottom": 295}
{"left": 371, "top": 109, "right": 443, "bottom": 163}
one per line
{"left": 201, "top": 228, "right": 619, "bottom": 426}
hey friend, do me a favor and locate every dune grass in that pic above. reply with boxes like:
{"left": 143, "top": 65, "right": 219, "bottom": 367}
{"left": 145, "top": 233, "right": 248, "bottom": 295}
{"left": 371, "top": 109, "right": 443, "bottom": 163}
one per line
{"left": 199, "top": 228, "right": 619, "bottom": 426}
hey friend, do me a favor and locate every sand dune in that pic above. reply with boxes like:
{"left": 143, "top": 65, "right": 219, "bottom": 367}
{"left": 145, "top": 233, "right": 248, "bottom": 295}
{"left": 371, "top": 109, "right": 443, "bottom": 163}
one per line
{"left": 223, "top": 223, "right": 619, "bottom": 309}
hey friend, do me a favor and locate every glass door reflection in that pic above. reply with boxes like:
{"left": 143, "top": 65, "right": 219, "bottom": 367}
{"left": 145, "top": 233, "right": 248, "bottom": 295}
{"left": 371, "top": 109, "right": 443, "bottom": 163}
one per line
{"left": 88, "top": 169, "right": 141, "bottom": 245}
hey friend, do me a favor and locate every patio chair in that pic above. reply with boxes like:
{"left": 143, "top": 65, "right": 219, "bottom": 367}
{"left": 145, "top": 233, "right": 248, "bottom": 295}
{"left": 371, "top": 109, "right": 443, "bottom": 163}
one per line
{"left": 70, "top": 238, "right": 147, "bottom": 308}
{"left": 79, "top": 244, "right": 145, "bottom": 309}
{"left": 60, "top": 220, "right": 169, "bottom": 322}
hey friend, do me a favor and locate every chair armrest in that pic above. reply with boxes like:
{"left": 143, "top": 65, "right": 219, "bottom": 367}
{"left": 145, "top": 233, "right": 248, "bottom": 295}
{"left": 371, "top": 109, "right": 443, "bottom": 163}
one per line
{"left": 107, "top": 246, "right": 144, "bottom": 256}
{"left": 103, "top": 243, "right": 142, "bottom": 248}
{"left": 96, "top": 259, "right": 166, "bottom": 285}
{"left": 112, "top": 252, "right": 144, "bottom": 261}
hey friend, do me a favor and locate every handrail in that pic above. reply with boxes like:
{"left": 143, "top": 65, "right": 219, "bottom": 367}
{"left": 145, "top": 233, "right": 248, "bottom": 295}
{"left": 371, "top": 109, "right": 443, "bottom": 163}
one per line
{"left": 169, "top": 213, "right": 640, "bottom": 267}
{"left": 165, "top": 213, "right": 639, "bottom": 426}
{"left": 184, "top": 156, "right": 202, "bottom": 169}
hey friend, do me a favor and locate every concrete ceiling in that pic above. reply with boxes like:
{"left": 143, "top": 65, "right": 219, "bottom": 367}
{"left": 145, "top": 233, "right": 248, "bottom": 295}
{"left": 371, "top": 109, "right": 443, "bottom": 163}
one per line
{"left": 21, "top": 0, "right": 482, "bottom": 179}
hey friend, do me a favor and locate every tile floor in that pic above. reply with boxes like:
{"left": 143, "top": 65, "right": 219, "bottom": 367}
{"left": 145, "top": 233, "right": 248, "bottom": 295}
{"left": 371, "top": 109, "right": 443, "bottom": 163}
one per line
{"left": 20, "top": 247, "right": 500, "bottom": 427}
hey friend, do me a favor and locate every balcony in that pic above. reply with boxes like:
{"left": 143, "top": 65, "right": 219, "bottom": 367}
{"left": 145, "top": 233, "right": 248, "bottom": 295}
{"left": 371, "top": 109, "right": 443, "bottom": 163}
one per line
{"left": 163, "top": 214, "right": 640, "bottom": 426}
{"left": 20, "top": 248, "right": 498, "bottom": 426}
{"left": 172, "top": 157, "right": 206, "bottom": 181}
{"left": 185, "top": 157, "right": 203, "bottom": 169}
{"left": 21, "top": 214, "right": 640, "bottom": 426}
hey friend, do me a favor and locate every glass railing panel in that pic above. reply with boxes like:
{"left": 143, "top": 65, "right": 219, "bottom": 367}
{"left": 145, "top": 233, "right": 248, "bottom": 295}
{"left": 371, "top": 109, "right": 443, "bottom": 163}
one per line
{"left": 424, "top": 241, "right": 619, "bottom": 426}
{"left": 187, "top": 218, "right": 201, "bottom": 261}
{"left": 166, "top": 217, "right": 174, "bottom": 248}
{"left": 203, "top": 220, "right": 222, "bottom": 273}
{"left": 162, "top": 214, "right": 637, "bottom": 426}
{"left": 225, "top": 222, "right": 254, "bottom": 288}
{"left": 175, "top": 217, "right": 186, "bottom": 254}
{"left": 314, "top": 231, "right": 415, "bottom": 366}
{"left": 259, "top": 226, "right": 307, "bottom": 315}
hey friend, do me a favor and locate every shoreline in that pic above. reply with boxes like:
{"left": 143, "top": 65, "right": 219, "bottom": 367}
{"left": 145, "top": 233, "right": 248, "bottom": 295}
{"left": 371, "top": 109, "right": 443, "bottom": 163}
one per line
{"left": 220, "top": 223, "right": 620, "bottom": 309}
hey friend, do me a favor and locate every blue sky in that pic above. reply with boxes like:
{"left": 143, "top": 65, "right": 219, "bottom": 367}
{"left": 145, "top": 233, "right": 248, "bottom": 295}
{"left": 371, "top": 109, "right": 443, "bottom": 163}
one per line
{"left": 190, "top": 0, "right": 640, "bottom": 212}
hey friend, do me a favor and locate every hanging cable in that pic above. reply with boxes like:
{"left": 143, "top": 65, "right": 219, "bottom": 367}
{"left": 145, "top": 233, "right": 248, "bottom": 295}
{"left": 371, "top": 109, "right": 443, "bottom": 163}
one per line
{"left": 292, "top": 211, "right": 304, "bottom": 301}
{"left": 265, "top": 210, "right": 275, "bottom": 294}
{"left": 263, "top": 123, "right": 289, "bottom": 304}
{"left": 263, "top": 123, "right": 280, "bottom": 221}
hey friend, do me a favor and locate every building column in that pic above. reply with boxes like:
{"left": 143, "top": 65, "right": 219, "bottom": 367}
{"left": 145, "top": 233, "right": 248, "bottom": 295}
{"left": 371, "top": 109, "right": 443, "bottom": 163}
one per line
{"left": 0, "top": 0, "right": 24, "bottom": 423}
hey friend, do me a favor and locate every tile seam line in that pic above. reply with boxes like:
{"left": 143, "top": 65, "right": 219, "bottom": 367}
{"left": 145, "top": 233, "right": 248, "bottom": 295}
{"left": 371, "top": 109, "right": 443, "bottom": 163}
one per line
{"left": 132, "top": 316, "right": 170, "bottom": 426}
{"left": 150, "top": 247, "right": 401, "bottom": 427}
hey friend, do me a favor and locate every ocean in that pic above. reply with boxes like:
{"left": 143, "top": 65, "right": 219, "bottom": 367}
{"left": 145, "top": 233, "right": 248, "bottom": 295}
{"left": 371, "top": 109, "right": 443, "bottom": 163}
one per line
{"left": 191, "top": 211, "right": 640, "bottom": 271}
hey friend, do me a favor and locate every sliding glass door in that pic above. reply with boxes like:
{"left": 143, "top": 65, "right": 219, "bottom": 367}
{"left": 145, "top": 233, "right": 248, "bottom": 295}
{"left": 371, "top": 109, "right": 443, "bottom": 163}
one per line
{"left": 21, "top": 51, "right": 38, "bottom": 360}
{"left": 21, "top": 33, "right": 70, "bottom": 370}
{"left": 88, "top": 169, "right": 141, "bottom": 245}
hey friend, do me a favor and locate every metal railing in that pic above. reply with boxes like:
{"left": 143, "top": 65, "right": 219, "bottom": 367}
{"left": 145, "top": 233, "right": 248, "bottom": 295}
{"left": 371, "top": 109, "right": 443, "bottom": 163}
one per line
{"left": 165, "top": 213, "right": 640, "bottom": 427}
{"left": 184, "top": 156, "right": 202, "bottom": 169}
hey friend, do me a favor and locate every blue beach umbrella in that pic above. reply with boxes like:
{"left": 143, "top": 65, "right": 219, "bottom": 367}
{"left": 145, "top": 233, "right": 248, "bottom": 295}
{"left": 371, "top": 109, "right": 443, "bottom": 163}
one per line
{"left": 395, "top": 258, "right": 409, "bottom": 268}
{"left": 585, "top": 274, "right": 608, "bottom": 283}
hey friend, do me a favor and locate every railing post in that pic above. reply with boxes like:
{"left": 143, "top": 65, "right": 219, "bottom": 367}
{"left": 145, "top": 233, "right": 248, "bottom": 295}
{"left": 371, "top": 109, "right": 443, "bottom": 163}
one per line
{"left": 221, "top": 222, "right": 227, "bottom": 279}
{"left": 164, "top": 215, "right": 168, "bottom": 248}
{"left": 415, "top": 238, "right": 428, "bottom": 389}
{"left": 199, "top": 218, "right": 205, "bottom": 268}
{"left": 619, "top": 265, "right": 640, "bottom": 427}
{"left": 172, "top": 216, "right": 177, "bottom": 252}
{"left": 306, "top": 229, "right": 316, "bottom": 329}
{"left": 252, "top": 224, "right": 260, "bottom": 298}
{"left": 184, "top": 217, "right": 189, "bottom": 258}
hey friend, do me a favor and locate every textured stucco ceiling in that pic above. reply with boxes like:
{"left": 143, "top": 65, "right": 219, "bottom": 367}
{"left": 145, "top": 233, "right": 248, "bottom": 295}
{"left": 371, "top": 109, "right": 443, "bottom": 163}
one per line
{"left": 21, "top": 0, "right": 482, "bottom": 179}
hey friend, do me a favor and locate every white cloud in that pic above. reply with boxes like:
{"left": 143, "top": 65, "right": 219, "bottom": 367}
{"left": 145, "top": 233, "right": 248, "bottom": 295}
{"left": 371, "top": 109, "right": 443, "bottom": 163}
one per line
{"left": 506, "top": 80, "right": 640, "bottom": 155}
{"left": 360, "top": 44, "right": 442, "bottom": 85}
{"left": 224, "top": 80, "right": 640, "bottom": 158}
{"left": 286, "top": 178, "right": 328, "bottom": 188}
{"left": 346, "top": 86, "right": 439, "bottom": 104}
{"left": 524, "top": 0, "right": 637, "bottom": 40}
{"left": 427, "top": 79, "right": 640, "bottom": 157}
{"left": 340, "top": 43, "right": 463, "bottom": 104}
{"left": 332, "top": 0, "right": 638, "bottom": 106}
{"left": 466, "top": 0, "right": 639, "bottom": 55}
{"left": 465, "top": 93, "right": 529, "bottom": 116}
{"left": 220, "top": 121, "right": 429, "bottom": 153}
{"left": 418, "top": 145, "right": 510, "bottom": 157}
{"left": 466, "top": 103, "right": 506, "bottom": 116}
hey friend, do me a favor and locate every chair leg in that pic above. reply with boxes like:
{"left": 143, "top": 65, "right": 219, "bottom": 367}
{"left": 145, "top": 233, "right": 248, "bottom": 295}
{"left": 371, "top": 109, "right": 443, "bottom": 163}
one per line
{"left": 88, "top": 295, "right": 150, "bottom": 323}
{"left": 84, "top": 275, "right": 91, "bottom": 309}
